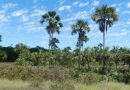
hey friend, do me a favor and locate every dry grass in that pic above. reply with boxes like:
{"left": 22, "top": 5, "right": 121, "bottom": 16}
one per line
{"left": 75, "top": 81, "right": 130, "bottom": 90}
{"left": 0, "top": 79, "right": 130, "bottom": 90}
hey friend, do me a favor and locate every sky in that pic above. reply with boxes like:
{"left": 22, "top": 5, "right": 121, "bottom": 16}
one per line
{"left": 0, "top": 0, "right": 130, "bottom": 49}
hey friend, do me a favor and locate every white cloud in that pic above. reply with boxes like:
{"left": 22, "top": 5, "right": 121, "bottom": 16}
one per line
{"left": 92, "top": 0, "right": 99, "bottom": 6}
{"left": 79, "top": 2, "right": 89, "bottom": 7}
{"left": 59, "top": 0, "right": 66, "bottom": 5}
{"left": 58, "top": 5, "right": 71, "bottom": 11}
{"left": 2, "top": 3, "right": 17, "bottom": 10}
{"left": 73, "top": 1, "right": 79, "bottom": 6}
{"left": 110, "top": 4, "right": 117, "bottom": 7}
{"left": 122, "top": 11, "right": 130, "bottom": 14}
{"left": 21, "top": 15, "right": 29, "bottom": 22}
{"left": 12, "top": 9, "right": 30, "bottom": 22}
{"left": 73, "top": 1, "right": 89, "bottom": 7}
{"left": 0, "top": 9, "right": 10, "bottom": 25}
{"left": 0, "top": 14, "right": 9, "bottom": 22}
{"left": 21, "top": 20, "right": 44, "bottom": 31}
{"left": 75, "top": 11, "right": 89, "bottom": 19}
{"left": 127, "top": 2, "right": 130, "bottom": 8}
{"left": 62, "top": 11, "right": 89, "bottom": 22}
{"left": 12, "top": 9, "right": 28, "bottom": 17}
{"left": 31, "top": 9, "right": 47, "bottom": 17}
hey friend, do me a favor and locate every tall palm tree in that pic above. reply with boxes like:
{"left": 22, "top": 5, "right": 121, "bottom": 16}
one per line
{"left": 92, "top": 5, "right": 118, "bottom": 50}
{"left": 40, "top": 11, "right": 63, "bottom": 50}
{"left": 71, "top": 20, "right": 90, "bottom": 70}
{"left": 71, "top": 19, "right": 90, "bottom": 51}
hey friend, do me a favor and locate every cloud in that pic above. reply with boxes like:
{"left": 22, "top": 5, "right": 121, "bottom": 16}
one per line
{"left": 110, "top": 4, "right": 117, "bottom": 7}
{"left": 0, "top": 14, "right": 9, "bottom": 23}
{"left": 58, "top": 5, "right": 71, "bottom": 11}
{"left": 127, "top": 2, "right": 130, "bottom": 8}
{"left": 73, "top": 1, "right": 89, "bottom": 7}
{"left": 62, "top": 11, "right": 89, "bottom": 22}
{"left": 2, "top": 3, "right": 18, "bottom": 10}
{"left": 79, "top": 2, "right": 89, "bottom": 7}
{"left": 19, "top": 20, "right": 44, "bottom": 31}
{"left": 59, "top": 0, "right": 66, "bottom": 5}
{"left": 0, "top": 3, "right": 18, "bottom": 25}
{"left": 31, "top": 9, "right": 47, "bottom": 17}
{"left": 0, "top": 9, "right": 10, "bottom": 27}
{"left": 12, "top": 9, "right": 28, "bottom": 17}
{"left": 73, "top": 1, "right": 79, "bottom": 6}
{"left": 122, "top": 11, "right": 130, "bottom": 14}
{"left": 21, "top": 15, "right": 29, "bottom": 22}
{"left": 12, "top": 9, "right": 30, "bottom": 22}
{"left": 92, "top": 0, "right": 99, "bottom": 6}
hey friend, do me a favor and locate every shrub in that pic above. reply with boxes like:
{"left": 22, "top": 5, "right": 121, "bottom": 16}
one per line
{"left": 15, "top": 58, "right": 31, "bottom": 66}
{"left": 0, "top": 50, "right": 7, "bottom": 62}
{"left": 77, "top": 72, "right": 103, "bottom": 85}
{"left": 50, "top": 82, "right": 75, "bottom": 90}
{"left": 0, "top": 64, "right": 69, "bottom": 82}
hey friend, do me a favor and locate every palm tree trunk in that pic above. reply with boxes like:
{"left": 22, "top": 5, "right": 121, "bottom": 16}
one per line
{"left": 102, "top": 31, "right": 106, "bottom": 74}
{"left": 103, "top": 31, "right": 105, "bottom": 50}
{"left": 49, "top": 34, "right": 51, "bottom": 50}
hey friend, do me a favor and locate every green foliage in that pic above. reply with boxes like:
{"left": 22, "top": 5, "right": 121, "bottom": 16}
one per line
{"left": 77, "top": 72, "right": 104, "bottom": 85}
{"left": 0, "top": 50, "right": 7, "bottom": 62}
{"left": 15, "top": 58, "right": 31, "bottom": 66}
{"left": 50, "top": 82, "right": 75, "bottom": 90}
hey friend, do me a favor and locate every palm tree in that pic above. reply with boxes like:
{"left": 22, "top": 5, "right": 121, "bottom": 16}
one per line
{"left": 71, "top": 19, "right": 90, "bottom": 51}
{"left": 92, "top": 5, "right": 118, "bottom": 50}
{"left": 71, "top": 20, "right": 90, "bottom": 70}
{"left": 40, "top": 11, "right": 63, "bottom": 50}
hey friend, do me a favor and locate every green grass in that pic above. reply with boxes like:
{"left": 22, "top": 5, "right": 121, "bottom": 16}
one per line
{"left": 0, "top": 79, "right": 130, "bottom": 90}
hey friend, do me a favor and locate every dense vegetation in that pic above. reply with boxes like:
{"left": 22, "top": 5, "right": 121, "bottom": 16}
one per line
{"left": 0, "top": 5, "right": 130, "bottom": 89}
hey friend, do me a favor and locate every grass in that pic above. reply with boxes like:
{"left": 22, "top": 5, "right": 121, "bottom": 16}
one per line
{"left": 0, "top": 79, "right": 130, "bottom": 90}
{"left": 75, "top": 81, "right": 130, "bottom": 90}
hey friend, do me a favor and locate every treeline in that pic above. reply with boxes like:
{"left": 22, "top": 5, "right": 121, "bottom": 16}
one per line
{"left": 0, "top": 44, "right": 47, "bottom": 62}
{"left": 1, "top": 43, "right": 130, "bottom": 83}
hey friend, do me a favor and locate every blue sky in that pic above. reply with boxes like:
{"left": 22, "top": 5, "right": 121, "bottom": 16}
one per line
{"left": 0, "top": 0, "right": 130, "bottom": 49}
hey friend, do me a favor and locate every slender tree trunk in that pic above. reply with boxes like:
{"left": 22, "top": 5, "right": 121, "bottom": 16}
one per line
{"left": 49, "top": 34, "right": 51, "bottom": 50}
{"left": 103, "top": 31, "right": 105, "bottom": 50}
{"left": 102, "top": 31, "right": 106, "bottom": 74}
{"left": 78, "top": 48, "right": 81, "bottom": 70}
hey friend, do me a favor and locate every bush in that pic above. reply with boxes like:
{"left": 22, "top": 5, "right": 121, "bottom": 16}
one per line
{"left": 77, "top": 72, "right": 103, "bottom": 85}
{"left": 0, "top": 64, "right": 69, "bottom": 82}
{"left": 0, "top": 50, "right": 7, "bottom": 62}
{"left": 50, "top": 82, "right": 75, "bottom": 90}
{"left": 43, "top": 66, "right": 69, "bottom": 82}
{"left": 15, "top": 58, "right": 31, "bottom": 66}
{"left": 112, "top": 71, "right": 130, "bottom": 84}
